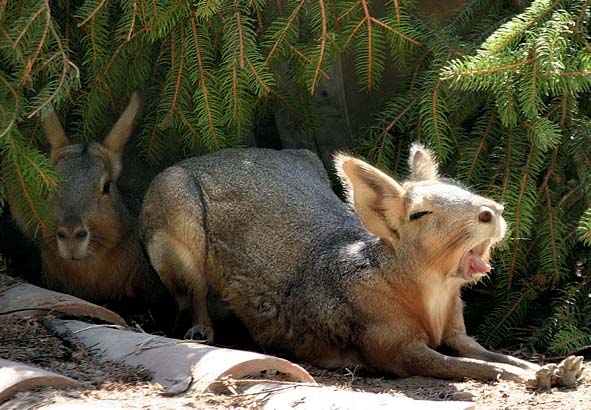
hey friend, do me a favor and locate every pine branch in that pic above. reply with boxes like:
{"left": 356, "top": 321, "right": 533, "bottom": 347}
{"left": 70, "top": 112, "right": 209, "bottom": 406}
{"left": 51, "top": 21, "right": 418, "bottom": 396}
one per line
{"left": 13, "top": 154, "right": 45, "bottom": 231}
{"left": 371, "top": 17, "right": 421, "bottom": 46}
{"left": 375, "top": 97, "right": 417, "bottom": 166}
{"left": 246, "top": 58, "right": 271, "bottom": 94}
{"left": 12, "top": 3, "right": 45, "bottom": 47}
{"left": 0, "top": 129, "right": 59, "bottom": 236}
{"left": 483, "top": 0, "right": 561, "bottom": 56}
{"left": 194, "top": 0, "right": 222, "bottom": 19}
{"left": 234, "top": 1, "right": 245, "bottom": 69}
{"left": 359, "top": 0, "right": 373, "bottom": 89}
{"left": 507, "top": 143, "right": 535, "bottom": 288}
{"left": 76, "top": 0, "right": 107, "bottom": 28}
{"left": 0, "top": 75, "right": 19, "bottom": 138}
{"left": 343, "top": 16, "right": 365, "bottom": 49}
{"left": 17, "top": 2, "right": 50, "bottom": 87}
{"left": 466, "top": 106, "right": 497, "bottom": 185}
{"left": 432, "top": 77, "right": 444, "bottom": 158}
{"left": 480, "top": 282, "right": 536, "bottom": 347}
{"left": 232, "top": 64, "right": 239, "bottom": 121}
{"left": 27, "top": 9, "right": 75, "bottom": 119}
{"left": 392, "top": 0, "right": 400, "bottom": 23}
{"left": 578, "top": 208, "right": 591, "bottom": 246}
{"left": 189, "top": 13, "right": 220, "bottom": 151}
{"left": 164, "top": 21, "right": 185, "bottom": 125}
{"left": 126, "top": 0, "right": 138, "bottom": 40}
{"left": 22, "top": 153, "right": 57, "bottom": 189}
{"left": 551, "top": 330, "right": 591, "bottom": 356}
{"left": 543, "top": 187, "right": 562, "bottom": 283}
{"left": 444, "top": 57, "right": 533, "bottom": 79}
{"left": 310, "top": 0, "right": 327, "bottom": 95}
{"left": 289, "top": 45, "right": 329, "bottom": 79}
{"left": 265, "top": 0, "right": 305, "bottom": 63}
{"left": 143, "top": 111, "right": 161, "bottom": 163}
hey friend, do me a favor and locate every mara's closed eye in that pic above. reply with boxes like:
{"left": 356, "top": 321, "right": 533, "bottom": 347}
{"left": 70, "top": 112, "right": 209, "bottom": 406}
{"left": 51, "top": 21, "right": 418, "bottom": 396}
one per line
{"left": 102, "top": 180, "right": 112, "bottom": 195}
{"left": 409, "top": 211, "right": 432, "bottom": 221}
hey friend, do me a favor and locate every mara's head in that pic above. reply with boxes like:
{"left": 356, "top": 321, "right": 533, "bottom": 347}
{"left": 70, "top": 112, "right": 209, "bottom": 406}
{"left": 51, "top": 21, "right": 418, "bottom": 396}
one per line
{"left": 42, "top": 93, "right": 142, "bottom": 261}
{"left": 336, "top": 144, "right": 506, "bottom": 282}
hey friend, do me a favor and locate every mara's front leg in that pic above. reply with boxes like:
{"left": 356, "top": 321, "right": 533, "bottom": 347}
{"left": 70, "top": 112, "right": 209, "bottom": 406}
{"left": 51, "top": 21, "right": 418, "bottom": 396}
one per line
{"left": 363, "top": 323, "right": 557, "bottom": 388}
{"left": 445, "top": 333, "right": 584, "bottom": 387}
{"left": 370, "top": 340, "right": 546, "bottom": 386}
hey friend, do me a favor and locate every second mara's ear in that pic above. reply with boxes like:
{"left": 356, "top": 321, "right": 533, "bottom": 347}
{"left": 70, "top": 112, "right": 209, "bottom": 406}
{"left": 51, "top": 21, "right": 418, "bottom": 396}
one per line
{"left": 409, "top": 143, "right": 439, "bottom": 181}
{"left": 335, "top": 154, "right": 404, "bottom": 241}
{"left": 102, "top": 91, "right": 142, "bottom": 178}
{"left": 42, "top": 111, "right": 69, "bottom": 163}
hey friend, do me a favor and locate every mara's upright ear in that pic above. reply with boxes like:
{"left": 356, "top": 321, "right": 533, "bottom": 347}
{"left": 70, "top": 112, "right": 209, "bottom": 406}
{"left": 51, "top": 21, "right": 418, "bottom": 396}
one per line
{"left": 42, "top": 111, "right": 69, "bottom": 163}
{"left": 409, "top": 143, "right": 438, "bottom": 181}
{"left": 335, "top": 154, "right": 404, "bottom": 242}
{"left": 102, "top": 91, "right": 142, "bottom": 178}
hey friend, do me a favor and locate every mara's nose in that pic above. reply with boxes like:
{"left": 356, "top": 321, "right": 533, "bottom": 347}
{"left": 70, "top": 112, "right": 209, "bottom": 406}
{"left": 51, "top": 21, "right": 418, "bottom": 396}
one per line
{"left": 478, "top": 206, "right": 496, "bottom": 223}
{"left": 57, "top": 226, "right": 89, "bottom": 241}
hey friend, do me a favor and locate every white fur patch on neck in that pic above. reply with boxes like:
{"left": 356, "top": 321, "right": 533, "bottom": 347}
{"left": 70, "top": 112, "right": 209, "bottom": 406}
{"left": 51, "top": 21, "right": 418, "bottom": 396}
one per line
{"left": 422, "top": 274, "right": 463, "bottom": 346}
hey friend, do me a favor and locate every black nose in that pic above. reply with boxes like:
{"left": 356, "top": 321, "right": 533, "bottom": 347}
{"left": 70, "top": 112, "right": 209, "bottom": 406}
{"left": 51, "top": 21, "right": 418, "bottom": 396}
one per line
{"left": 479, "top": 208, "right": 493, "bottom": 223}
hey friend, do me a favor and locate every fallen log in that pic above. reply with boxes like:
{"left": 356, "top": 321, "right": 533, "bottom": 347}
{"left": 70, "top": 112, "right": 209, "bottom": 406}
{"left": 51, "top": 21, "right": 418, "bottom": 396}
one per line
{"left": 0, "top": 359, "right": 81, "bottom": 403}
{"left": 0, "top": 275, "right": 126, "bottom": 327}
{"left": 62, "top": 320, "right": 314, "bottom": 395}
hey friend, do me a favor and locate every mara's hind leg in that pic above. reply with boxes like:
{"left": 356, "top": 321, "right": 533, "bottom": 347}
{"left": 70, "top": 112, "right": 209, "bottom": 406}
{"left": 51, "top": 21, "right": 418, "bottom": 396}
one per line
{"left": 144, "top": 229, "right": 213, "bottom": 343}
{"left": 141, "top": 168, "right": 213, "bottom": 343}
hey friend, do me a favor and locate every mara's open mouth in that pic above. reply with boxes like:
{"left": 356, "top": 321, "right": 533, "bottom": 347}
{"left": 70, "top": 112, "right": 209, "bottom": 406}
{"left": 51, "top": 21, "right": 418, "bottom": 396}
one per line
{"left": 457, "top": 240, "right": 492, "bottom": 280}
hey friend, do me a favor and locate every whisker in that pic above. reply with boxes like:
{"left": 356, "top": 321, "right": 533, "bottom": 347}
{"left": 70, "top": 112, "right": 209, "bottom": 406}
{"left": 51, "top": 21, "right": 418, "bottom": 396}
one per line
{"left": 415, "top": 225, "right": 473, "bottom": 277}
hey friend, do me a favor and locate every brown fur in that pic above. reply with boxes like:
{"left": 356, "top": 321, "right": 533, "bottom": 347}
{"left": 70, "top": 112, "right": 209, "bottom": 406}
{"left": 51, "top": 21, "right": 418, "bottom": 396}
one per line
{"left": 140, "top": 146, "right": 584, "bottom": 387}
{"left": 41, "top": 221, "right": 147, "bottom": 301}
{"left": 8, "top": 93, "right": 161, "bottom": 305}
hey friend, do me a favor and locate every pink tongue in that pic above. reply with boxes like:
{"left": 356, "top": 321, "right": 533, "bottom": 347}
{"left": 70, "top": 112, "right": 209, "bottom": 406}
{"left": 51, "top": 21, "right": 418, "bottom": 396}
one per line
{"left": 468, "top": 253, "right": 491, "bottom": 275}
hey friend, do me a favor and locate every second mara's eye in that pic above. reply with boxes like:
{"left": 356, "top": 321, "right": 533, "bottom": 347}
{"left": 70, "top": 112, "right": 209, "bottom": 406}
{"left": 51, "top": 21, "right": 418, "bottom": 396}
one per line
{"left": 102, "top": 180, "right": 112, "bottom": 195}
{"left": 409, "top": 211, "right": 432, "bottom": 221}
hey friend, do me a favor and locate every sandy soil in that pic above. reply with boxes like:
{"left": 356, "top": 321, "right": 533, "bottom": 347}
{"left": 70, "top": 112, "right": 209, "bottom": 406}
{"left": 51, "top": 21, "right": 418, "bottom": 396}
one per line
{"left": 1, "top": 316, "right": 589, "bottom": 410}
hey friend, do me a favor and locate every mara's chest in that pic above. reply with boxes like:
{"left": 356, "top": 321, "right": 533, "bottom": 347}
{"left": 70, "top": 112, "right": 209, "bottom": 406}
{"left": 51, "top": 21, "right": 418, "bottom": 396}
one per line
{"left": 421, "top": 278, "right": 461, "bottom": 347}
{"left": 42, "top": 243, "right": 141, "bottom": 301}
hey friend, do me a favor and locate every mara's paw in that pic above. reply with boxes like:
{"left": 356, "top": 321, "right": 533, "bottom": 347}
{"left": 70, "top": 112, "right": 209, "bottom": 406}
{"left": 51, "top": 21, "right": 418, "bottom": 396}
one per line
{"left": 185, "top": 323, "right": 214, "bottom": 344}
{"left": 555, "top": 355, "right": 584, "bottom": 387}
{"left": 527, "top": 364, "right": 557, "bottom": 389}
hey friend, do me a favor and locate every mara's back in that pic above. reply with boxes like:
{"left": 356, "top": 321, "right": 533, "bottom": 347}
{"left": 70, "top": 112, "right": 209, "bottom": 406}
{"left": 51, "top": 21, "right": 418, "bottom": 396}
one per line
{"left": 181, "top": 148, "right": 371, "bottom": 270}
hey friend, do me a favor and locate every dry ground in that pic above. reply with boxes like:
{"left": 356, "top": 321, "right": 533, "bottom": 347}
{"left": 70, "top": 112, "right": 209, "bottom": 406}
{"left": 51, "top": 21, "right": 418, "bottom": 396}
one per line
{"left": 1, "top": 316, "right": 589, "bottom": 410}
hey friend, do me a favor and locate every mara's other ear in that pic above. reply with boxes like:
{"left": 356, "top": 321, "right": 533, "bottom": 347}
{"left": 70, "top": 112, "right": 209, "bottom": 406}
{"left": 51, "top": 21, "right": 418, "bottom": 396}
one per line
{"left": 335, "top": 154, "right": 404, "bottom": 241}
{"left": 42, "top": 111, "right": 69, "bottom": 163}
{"left": 102, "top": 91, "right": 142, "bottom": 178}
{"left": 409, "top": 143, "right": 439, "bottom": 181}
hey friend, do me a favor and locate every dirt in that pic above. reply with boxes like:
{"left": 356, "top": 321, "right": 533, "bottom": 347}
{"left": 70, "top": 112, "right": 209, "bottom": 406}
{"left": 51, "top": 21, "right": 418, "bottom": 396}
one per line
{"left": 304, "top": 364, "right": 591, "bottom": 409}
{"left": 1, "top": 316, "right": 590, "bottom": 410}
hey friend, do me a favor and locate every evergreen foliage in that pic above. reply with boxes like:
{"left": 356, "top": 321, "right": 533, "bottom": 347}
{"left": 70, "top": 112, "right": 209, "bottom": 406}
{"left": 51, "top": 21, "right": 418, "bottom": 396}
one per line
{"left": 1, "top": 0, "right": 591, "bottom": 355}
